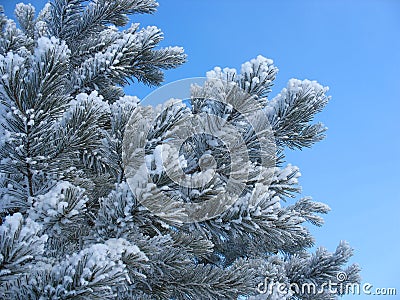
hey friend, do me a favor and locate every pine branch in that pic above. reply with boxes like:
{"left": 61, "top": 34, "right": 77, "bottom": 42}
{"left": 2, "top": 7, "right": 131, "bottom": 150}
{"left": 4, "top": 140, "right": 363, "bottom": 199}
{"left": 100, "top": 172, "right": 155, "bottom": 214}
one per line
{"left": 0, "top": 3, "right": 359, "bottom": 298}
{"left": 266, "top": 79, "right": 330, "bottom": 149}
{"left": 73, "top": 0, "right": 158, "bottom": 42}
{"left": 0, "top": 18, "right": 33, "bottom": 56}
{"left": 14, "top": 4, "right": 36, "bottom": 39}
{"left": 285, "top": 242, "right": 361, "bottom": 299}
{"left": 168, "top": 259, "right": 258, "bottom": 300}
{"left": 71, "top": 25, "right": 186, "bottom": 93}
{"left": 49, "top": 0, "right": 86, "bottom": 40}
{"left": 28, "top": 182, "right": 89, "bottom": 242}
{"left": 0, "top": 213, "right": 47, "bottom": 282}
{"left": 0, "top": 6, "right": 7, "bottom": 33}
{"left": 41, "top": 242, "right": 129, "bottom": 299}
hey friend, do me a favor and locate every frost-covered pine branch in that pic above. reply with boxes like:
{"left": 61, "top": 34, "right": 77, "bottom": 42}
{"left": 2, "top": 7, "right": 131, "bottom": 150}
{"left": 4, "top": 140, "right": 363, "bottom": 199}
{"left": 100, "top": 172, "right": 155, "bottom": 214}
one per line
{"left": 0, "top": 1, "right": 358, "bottom": 299}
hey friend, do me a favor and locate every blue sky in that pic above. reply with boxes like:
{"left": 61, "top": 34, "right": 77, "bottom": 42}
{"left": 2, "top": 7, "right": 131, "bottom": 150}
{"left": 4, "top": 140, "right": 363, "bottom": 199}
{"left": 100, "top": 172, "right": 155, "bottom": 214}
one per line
{"left": 2, "top": 0, "right": 400, "bottom": 298}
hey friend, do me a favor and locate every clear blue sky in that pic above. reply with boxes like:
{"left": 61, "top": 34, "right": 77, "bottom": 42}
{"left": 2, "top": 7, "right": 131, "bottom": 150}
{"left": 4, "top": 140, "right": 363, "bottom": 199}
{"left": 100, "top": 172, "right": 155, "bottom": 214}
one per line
{"left": 2, "top": 0, "right": 400, "bottom": 298}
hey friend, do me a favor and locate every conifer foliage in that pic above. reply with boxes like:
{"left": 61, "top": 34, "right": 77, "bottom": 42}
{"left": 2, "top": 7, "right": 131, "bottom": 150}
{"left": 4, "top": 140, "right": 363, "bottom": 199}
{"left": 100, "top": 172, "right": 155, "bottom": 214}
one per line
{"left": 0, "top": 1, "right": 359, "bottom": 299}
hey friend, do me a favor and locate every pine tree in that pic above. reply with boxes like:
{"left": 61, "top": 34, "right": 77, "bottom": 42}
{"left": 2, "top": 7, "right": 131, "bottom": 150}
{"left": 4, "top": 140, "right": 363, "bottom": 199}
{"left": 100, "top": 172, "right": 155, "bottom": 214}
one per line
{"left": 0, "top": 1, "right": 359, "bottom": 299}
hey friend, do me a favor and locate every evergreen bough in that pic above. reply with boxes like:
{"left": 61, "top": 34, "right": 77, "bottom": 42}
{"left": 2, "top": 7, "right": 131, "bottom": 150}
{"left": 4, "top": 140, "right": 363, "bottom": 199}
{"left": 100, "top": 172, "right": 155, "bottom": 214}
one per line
{"left": 0, "top": 1, "right": 359, "bottom": 299}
